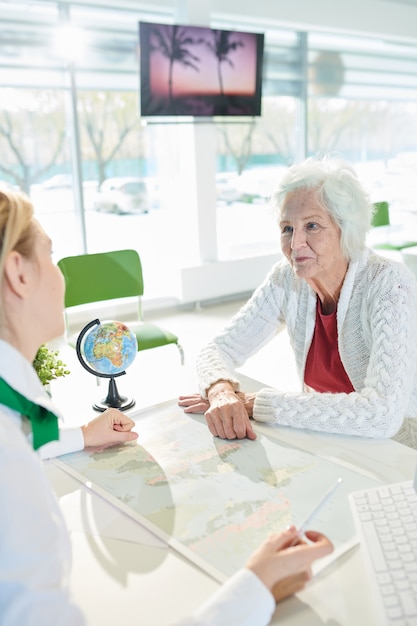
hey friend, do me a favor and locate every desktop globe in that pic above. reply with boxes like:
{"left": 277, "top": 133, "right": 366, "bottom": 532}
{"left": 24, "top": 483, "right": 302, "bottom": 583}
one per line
{"left": 83, "top": 320, "right": 137, "bottom": 376}
{"left": 76, "top": 319, "right": 137, "bottom": 411}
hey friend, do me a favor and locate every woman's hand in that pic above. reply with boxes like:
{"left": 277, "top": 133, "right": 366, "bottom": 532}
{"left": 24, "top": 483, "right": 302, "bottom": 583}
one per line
{"left": 179, "top": 384, "right": 258, "bottom": 440}
{"left": 235, "top": 391, "right": 256, "bottom": 417}
{"left": 178, "top": 394, "right": 210, "bottom": 414}
{"left": 205, "top": 381, "right": 257, "bottom": 440}
{"left": 246, "top": 527, "right": 333, "bottom": 601}
{"left": 81, "top": 408, "right": 138, "bottom": 449}
{"left": 271, "top": 570, "right": 312, "bottom": 603}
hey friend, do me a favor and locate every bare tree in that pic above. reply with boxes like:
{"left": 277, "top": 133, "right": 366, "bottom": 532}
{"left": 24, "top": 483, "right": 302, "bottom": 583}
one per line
{"left": 0, "top": 90, "right": 66, "bottom": 193}
{"left": 256, "top": 99, "right": 296, "bottom": 165}
{"left": 216, "top": 119, "right": 257, "bottom": 175}
{"left": 77, "top": 92, "right": 143, "bottom": 185}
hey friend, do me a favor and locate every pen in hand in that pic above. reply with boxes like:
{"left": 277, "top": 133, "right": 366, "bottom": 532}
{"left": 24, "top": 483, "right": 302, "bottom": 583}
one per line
{"left": 290, "top": 477, "right": 343, "bottom": 546}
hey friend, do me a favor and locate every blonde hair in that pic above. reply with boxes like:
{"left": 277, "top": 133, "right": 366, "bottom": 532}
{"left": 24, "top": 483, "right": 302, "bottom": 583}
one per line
{"left": 0, "top": 185, "right": 35, "bottom": 323}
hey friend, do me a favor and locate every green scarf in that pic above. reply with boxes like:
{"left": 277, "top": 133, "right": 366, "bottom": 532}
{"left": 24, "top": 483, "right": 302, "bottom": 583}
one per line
{"left": 0, "top": 377, "right": 59, "bottom": 450}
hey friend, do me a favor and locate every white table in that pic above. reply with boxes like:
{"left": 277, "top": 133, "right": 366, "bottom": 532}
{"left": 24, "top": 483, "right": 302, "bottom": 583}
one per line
{"left": 45, "top": 350, "right": 417, "bottom": 625}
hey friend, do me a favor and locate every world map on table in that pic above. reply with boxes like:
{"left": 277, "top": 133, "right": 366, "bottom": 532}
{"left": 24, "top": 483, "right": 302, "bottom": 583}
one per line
{"left": 56, "top": 402, "right": 380, "bottom": 582}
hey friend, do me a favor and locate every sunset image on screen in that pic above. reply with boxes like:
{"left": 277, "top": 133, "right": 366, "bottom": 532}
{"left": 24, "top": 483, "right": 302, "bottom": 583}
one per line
{"left": 139, "top": 22, "right": 264, "bottom": 117}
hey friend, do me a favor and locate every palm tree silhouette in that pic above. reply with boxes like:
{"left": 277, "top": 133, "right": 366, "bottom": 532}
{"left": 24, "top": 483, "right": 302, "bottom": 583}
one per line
{"left": 150, "top": 25, "right": 204, "bottom": 107}
{"left": 206, "top": 30, "right": 244, "bottom": 96}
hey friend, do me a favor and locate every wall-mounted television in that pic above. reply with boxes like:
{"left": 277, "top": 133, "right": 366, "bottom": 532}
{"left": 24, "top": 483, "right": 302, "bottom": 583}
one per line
{"left": 138, "top": 21, "right": 264, "bottom": 118}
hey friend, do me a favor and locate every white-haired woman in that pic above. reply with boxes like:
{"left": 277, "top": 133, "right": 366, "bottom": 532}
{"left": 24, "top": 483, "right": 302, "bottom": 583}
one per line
{"left": 179, "top": 156, "right": 417, "bottom": 449}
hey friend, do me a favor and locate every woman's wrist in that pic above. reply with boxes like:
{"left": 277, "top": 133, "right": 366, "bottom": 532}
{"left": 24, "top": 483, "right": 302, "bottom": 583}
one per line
{"left": 207, "top": 379, "right": 237, "bottom": 400}
{"left": 236, "top": 391, "right": 257, "bottom": 417}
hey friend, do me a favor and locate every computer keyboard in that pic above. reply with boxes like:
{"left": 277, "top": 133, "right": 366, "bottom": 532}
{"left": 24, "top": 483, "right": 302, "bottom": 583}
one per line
{"left": 349, "top": 480, "right": 417, "bottom": 626}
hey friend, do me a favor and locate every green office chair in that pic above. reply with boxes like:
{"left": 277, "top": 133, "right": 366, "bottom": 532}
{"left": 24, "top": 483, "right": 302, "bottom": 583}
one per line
{"left": 371, "top": 202, "right": 417, "bottom": 251}
{"left": 57, "top": 249, "right": 184, "bottom": 364}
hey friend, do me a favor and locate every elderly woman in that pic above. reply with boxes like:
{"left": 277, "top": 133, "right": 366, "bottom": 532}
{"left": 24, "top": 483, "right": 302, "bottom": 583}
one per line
{"left": 179, "top": 156, "right": 417, "bottom": 449}
{"left": 0, "top": 184, "right": 332, "bottom": 625}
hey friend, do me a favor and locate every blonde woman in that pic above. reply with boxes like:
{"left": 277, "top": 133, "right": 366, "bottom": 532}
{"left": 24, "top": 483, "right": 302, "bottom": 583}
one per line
{"left": 0, "top": 185, "right": 332, "bottom": 626}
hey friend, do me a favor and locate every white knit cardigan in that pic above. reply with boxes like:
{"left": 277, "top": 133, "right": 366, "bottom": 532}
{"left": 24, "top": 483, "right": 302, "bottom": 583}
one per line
{"left": 197, "top": 249, "right": 417, "bottom": 448}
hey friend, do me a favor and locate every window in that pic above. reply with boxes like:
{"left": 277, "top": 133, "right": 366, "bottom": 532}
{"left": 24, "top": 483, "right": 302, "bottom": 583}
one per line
{"left": 308, "top": 31, "right": 417, "bottom": 228}
{"left": 1, "top": 2, "right": 416, "bottom": 301}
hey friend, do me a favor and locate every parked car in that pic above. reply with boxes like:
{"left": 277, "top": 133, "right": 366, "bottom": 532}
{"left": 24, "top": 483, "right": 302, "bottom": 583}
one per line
{"left": 42, "top": 174, "right": 73, "bottom": 189}
{"left": 93, "top": 177, "right": 150, "bottom": 215}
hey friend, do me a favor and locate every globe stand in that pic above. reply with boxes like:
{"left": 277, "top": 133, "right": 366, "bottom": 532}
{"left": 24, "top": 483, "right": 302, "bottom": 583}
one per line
{"left": 76, "top": 318, "right": 136, "bottom": 412}
{"left": 93, "top": 376, "right": 135, "bottom": 412}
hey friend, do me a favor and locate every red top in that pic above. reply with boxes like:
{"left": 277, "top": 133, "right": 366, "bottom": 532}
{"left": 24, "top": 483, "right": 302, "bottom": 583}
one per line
{"left": 304, "top": 298, "right": 355, "bottom": 393}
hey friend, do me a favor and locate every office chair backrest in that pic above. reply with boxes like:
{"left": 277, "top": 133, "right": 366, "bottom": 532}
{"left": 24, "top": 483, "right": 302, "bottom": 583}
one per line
{"left": 58, "top": 249, "right": 144, "bottom": 308}
{"left": 371, "top": 201, "right": 390, "bottom": 228}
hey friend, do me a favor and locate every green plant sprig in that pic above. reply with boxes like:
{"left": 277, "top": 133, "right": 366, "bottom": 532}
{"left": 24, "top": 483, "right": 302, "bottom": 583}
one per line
{"left": 33, "top": 345, "right": 71, "bottom": 386}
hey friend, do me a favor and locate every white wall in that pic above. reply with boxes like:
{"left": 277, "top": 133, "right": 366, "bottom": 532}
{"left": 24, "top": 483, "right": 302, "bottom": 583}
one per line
{"left": 214, "top": 0, "right": 417, "bottom": 43}
{"left": 142, "top": 0, "right": 417, "bottom": 42}
{"left": 145, "top": 0, "right": 417, "bottom": 43}
{"left": 181, "top": 254, "right": 280, "bottom": 303}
